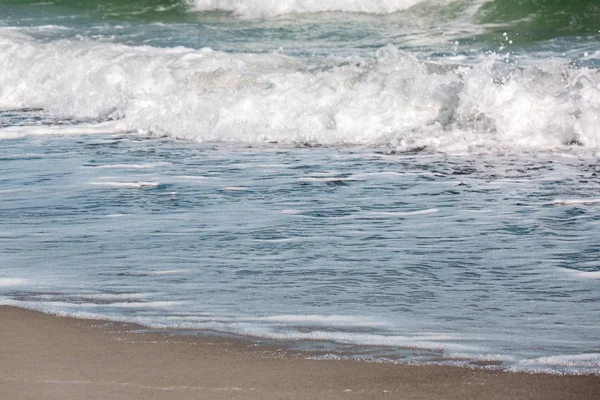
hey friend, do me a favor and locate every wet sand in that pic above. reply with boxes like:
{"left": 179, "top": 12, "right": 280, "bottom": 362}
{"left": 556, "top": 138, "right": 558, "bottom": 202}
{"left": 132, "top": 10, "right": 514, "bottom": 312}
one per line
{"left": 1, "top": 305, "right": 599, "bottom": 400}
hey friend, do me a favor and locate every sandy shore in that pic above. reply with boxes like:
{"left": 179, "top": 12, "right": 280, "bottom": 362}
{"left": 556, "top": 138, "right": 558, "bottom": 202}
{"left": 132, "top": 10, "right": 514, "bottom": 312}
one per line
{"left": 1, "top": 305, "right": 599, "bottom": 400}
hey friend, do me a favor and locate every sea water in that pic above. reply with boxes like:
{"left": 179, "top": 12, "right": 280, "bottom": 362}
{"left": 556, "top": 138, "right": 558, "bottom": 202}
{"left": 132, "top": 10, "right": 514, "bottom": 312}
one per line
{"left": 1, "top": 0, "right": 599, "bottom": 374}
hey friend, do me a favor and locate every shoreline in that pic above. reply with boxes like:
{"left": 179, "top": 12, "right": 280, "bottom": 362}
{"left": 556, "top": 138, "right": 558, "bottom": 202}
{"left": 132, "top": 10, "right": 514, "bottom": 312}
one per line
{"left": 2, "top": 305, "right": 600, "bottom": 399}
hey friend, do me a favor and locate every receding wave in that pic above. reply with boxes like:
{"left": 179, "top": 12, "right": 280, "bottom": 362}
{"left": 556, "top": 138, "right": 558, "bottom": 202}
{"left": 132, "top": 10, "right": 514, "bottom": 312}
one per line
{"left": 1, "top": 30, "right": 599, "bottom": 153}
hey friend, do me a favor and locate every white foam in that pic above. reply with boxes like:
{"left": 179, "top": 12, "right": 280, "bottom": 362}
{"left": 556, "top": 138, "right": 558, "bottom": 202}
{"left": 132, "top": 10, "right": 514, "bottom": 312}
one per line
{"left": 248, "top": 314, "right": 391, "bottom": 327}
{"left": 509, "top": 354, "right": 600, "bottom": 374}
{"left": 556, "top": 268, "right": 600, "bottom": 279}
{"left": 186, "top": 0, "right": 458, "bottom": 18}
{"left": 552, "top": 198, "right": 600, "bottom": 206}
{"left": 224, "top": 325, "right": 481, "bottom": 352}
{"left": 518, "top": 353, "right": 600, "bottom": 367}
{"left": 2, "top": 295, "right": 597, "bottom": 373}
{"left": 1, "top": 31, "right": 599, "bottom": 153}
{"left": 297, "top": 177, "right": 355, "bottom": 182}
{"left": 0, "top": 278, "right": 28, "bottom": 287}
{"left": 4, "top": 25, "right": 71, "bottom": 33}
{"left": 574, "top": 271, "right": 600, "bottom": 279}
{"left": 281, "top": 209, "right": 303, "bottom": 214}
{"left": 0, "top": 121, "right": 129, "bottom": 139}
{"left": 366, "top": 208, "right": 438, "bottom": 216}
{"left": 83, "top": 162, "right": 171, "bottom": 169}
{"left": 447, "top": 352, "right": 516, "bottom": 363}
{"left": 104, "top": 301, "right": 188, "bottom": 309}
{"left": 80, "top": 293, "right": 149, "bottom": 301}
{"left": 352, "top": 171, "right": 427, "bottom": 178}
{"left": 87, "top": 181, "right": 159, "bottom": 188}
{"left": 253, "top": 237, "right": 299, "bottom": 243}
{"left": 146, "top": 269, "right": 187, "bottom": 275}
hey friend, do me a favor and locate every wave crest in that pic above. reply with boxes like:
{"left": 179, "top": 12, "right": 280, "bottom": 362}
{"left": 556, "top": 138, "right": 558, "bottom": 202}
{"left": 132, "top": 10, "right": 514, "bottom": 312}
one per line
{"left": 185, "top": 0, "right": 453, "bottom": 18}
{"left": 1, "top": 32, "right": 599, "bottom": 153}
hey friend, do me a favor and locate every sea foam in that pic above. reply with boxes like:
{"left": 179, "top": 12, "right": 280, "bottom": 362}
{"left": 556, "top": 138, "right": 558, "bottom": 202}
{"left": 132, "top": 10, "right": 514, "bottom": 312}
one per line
{"left": 0, "top": 30, "right": 599, "bottom": 153}
{"left": 0, "top": 278, "right": 28, "bottom": 287}
{"left": 186, "top": 0, "right": 468, "bottom": 18}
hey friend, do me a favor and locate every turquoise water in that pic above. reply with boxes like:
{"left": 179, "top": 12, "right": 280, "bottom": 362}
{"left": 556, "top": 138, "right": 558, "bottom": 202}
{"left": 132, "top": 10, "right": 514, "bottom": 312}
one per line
{"left": 1, "top": 0, "right": 599, "bottom": 374}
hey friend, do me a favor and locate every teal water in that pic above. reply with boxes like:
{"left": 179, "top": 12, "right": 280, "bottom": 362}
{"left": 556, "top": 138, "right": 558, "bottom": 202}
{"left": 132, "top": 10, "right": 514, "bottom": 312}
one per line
{"left": 0, "top": 0, "right": 599, "bottom": 374}
{"left": 2, "top": 1, "right": 599, "bottom": 52}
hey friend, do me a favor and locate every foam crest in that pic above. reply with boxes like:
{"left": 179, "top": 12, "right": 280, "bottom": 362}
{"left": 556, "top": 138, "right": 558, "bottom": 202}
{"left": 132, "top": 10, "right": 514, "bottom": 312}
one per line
{"left": 87, "top": 181, "right": 160, "bottom": 188}
{"left": 1, "top": 31, "right": 599, "bottom": 153}
{"left": 557, "top": 268, "right": 600, "bottom": 280}
{"left": 366, "top": 208, "right": 438, "bottom": 216}
{"left": 553, "top": 198, "right": 600, "bottom": 206}
{"left": 0, "top": 278, "right": 28, "bottom": 287}
{"left": 187, "top": 0, "right": 439, "bottom": 18}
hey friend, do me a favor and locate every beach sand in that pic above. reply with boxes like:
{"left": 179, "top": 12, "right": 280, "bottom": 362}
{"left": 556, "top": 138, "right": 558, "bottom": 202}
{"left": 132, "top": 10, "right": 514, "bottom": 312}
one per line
{"left": 1, "top": 305, "right": 599, "bottom": 400}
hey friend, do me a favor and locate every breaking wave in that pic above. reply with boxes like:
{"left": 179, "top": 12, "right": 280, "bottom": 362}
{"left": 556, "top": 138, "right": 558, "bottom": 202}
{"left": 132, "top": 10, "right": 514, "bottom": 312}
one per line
{"left": 1, "top": 29, "right": 599, "bottom": 153}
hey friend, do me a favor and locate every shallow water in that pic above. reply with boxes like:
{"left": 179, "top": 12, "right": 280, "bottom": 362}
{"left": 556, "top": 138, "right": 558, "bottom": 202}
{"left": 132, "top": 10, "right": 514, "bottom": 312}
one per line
{"left": 1, "top": 0, "right": 600, "bottom": 374}
{"left": 1, "top": 128, "right": 599, "bottom": 373}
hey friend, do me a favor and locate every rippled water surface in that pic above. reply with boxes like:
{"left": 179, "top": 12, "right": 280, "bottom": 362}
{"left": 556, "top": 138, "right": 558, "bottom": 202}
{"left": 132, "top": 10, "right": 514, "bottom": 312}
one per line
{"left": 1, "top": 121, "right": 599, "bottom": 373}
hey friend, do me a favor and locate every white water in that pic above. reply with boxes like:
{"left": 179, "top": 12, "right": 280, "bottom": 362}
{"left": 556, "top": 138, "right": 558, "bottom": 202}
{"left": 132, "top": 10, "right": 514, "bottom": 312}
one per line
{"left": 186, "top": 0, "right": 478, "bottom": 18}
{"left": 1, "top": 133, "right": 599, "bottom": 374}
{"left": 1, "top": 30, "right": 599, "bottom": 153}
